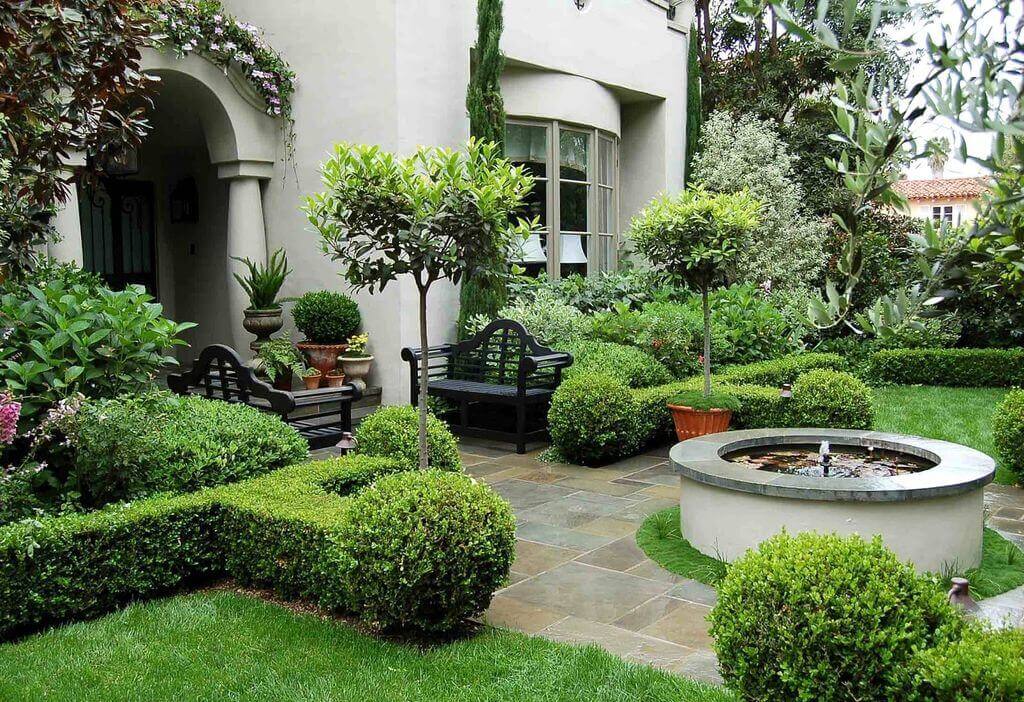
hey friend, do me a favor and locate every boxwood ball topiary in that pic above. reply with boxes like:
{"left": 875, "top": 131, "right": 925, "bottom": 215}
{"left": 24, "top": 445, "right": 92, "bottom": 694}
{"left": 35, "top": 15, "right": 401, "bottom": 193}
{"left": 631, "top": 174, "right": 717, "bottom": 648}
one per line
{"left": 292, "top": 290, "right": 361, "bottom": 344}
{"left": 993, "top": 389, "right": 1024, "bottom": 482}
{"left": 709, "top": 532, "right": 963, "bottom": 702}
{"left": 791, "top": 368, "right": 873, "bottom": 429}
{"left": 354, "top": 405, "right": 462, "bottom": 472}
{"left": 914, "top": 625, "right": 1024, "bottom": 701}
{"left": 332, "top": 470, "right": 516, "bottom": 632}
{"left": 548, "top": 373, "right": 642, "bottom": 465}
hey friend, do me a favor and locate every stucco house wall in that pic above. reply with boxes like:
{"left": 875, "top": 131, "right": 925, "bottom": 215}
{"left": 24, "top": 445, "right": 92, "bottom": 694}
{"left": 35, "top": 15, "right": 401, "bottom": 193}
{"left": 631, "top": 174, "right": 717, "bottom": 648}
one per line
{"left": 49, "top": 0, "right": 692, "bottom": 405}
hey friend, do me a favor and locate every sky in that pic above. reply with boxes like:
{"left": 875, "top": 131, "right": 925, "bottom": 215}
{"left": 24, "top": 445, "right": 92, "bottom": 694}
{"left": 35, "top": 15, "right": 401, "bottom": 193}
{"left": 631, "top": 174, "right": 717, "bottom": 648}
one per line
{"left": 900, "top": 0, "right": 1012, "bottom": 180}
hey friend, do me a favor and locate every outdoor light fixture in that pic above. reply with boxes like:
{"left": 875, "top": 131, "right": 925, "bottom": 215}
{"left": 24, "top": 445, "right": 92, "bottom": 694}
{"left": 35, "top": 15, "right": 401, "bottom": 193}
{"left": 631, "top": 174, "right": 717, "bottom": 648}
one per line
{"left": 779, "top": 383, "right": 793, "bottom": 399}
{"left": 573, "top": 0, "right": 588, "bottom": 10}
{"left": 170, "top": 177, "right": 199, "bottom": 223}
{"left": 96, "top": 145, "right": 140, "bottom": 177}
{"left": 335, "top": 431, "right": 357, "bottom": 454}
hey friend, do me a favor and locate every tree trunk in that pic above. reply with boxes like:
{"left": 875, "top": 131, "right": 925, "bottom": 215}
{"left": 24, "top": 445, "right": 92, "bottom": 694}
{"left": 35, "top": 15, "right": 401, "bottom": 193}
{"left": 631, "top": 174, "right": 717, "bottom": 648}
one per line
{"left": 702, "top": 288, "right": 711, "bottom": 397}
{"left": 418, "top": 284, "right": 430, "bottom": 470}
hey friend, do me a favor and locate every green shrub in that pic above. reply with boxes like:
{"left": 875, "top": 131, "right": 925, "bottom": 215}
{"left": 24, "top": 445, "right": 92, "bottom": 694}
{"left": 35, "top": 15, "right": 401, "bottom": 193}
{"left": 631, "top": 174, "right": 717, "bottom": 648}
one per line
{"left": 708, "top": 284, "right": 802, "bottom": 364}
{"left": 790, "top": 369, "right": 873, "bottom": 429}
{"left": 666, "top": 390, "right": 741, "bottom": 412}
{"left": 0, "top": 280, "right": 193, "bottom": 422}
{"left": 564, "top": 340, "right": 672, "bottom": 388}
{"left": 66, "top": 392, "right": 308, "bottom": 508}
{"left": 329, "top": 470, "right": 516, "bottom": 632}
{"left": 549, "top": 374, "right": 641, "bottom": 465}
{"left": 354, "top": 405, "right": 462, "bottom": 472}
{"left": 914, "top": 626, "right": 1024, "bottom": 702}
{"left": 709, "top": 532, "right": 963, "bottom": 702}
{"left": 467, "top": 288, "right": 591, "bottom": 347}
{"left": 868, "top": 348, "right": 1024, "bottom": 387}
{"left": 633, "top": 301, "right": 715, "bottom": 377}
{"left": 717, "top": 352, "right": 847, "bottom": 387}
{"left": 0, "top": 454, "right": 514, "bottom": 638}
{"left": 292, "top": 290, "right": 361, "bottom": 344}
{"left": 993, "top": 389, "right": 1024, "bottom": 481}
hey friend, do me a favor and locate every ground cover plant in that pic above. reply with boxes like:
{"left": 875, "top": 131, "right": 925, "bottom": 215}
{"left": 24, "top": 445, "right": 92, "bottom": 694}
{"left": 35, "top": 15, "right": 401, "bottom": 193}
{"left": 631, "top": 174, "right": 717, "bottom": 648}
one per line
{"left": 0, "top": 591, "right": 734, "bottom": 702}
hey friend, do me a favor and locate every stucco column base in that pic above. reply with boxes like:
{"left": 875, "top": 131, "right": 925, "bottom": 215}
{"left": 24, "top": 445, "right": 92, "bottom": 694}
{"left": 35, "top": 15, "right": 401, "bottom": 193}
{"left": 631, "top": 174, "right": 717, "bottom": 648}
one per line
{"left": 222, "top": 171, "right": 269, "bottom": 354}
{"left": 47, "top": 154, "right": 87, "bottom": 266}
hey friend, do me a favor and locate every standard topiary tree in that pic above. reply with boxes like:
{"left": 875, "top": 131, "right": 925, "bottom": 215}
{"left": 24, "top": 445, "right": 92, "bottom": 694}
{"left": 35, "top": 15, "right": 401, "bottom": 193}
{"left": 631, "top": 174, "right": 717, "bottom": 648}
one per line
{"left": 305, "top": 140, "right": 535, "bottom": 469}
{"left": 330, "top": 470, "right": 516, "bottom": 632}
{"left": 354, "top": 405, "right": 462, "bottom": 473}
{"left": 628, "top": 186, "right": 760, "bottom": 401}
{"left": 709, "top": 531, "right": 963, "bottom": 702}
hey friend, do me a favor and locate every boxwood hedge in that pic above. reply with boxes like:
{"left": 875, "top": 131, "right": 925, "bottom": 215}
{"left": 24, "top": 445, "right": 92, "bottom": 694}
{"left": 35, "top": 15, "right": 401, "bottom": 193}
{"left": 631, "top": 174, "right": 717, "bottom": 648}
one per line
{"left": 868, "top": 348, "right": 1024, "bottom": 387}
{"left": 0, "top": 455, "right": 514, "bottom": 639}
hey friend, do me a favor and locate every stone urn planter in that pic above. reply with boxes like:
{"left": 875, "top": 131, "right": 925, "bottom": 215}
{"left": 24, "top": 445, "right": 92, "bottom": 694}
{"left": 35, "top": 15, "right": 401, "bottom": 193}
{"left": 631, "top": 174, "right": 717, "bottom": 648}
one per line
{"left": 242, "top": 308, "right": 284, "bottom": 354}
{"left": 297, "top": 342, "right": 348, "bottom": 386}
{"left": 324, "top": 369, "right": 347, "bottom": 388}
{"left": 340, "top": 355, "right": 374, "bottom": 392}
{"left": 667, "top": 404, "right": 733, "bottom": 440}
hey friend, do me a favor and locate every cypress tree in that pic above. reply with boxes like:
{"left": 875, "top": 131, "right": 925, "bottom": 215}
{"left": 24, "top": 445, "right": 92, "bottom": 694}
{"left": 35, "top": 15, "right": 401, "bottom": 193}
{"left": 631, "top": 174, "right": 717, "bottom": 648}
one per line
{"left": 459, "top": 0, "right": 509, "bottom": 337}
{"left": 684, "top": 26, "right": 703, "bottom": 185}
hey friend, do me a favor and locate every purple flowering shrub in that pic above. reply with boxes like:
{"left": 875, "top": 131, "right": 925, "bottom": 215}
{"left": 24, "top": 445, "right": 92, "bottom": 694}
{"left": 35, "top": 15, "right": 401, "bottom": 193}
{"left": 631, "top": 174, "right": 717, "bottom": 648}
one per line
{"left": 0, "top": 392, "right": 18, "bottom": 447}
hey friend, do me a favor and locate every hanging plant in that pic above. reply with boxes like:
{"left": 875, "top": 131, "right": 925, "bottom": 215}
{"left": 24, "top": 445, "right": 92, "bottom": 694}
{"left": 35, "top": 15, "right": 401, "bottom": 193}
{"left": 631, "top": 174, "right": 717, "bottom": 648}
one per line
{"left": 148, "top": 0, "right": 296, "bottom": 160}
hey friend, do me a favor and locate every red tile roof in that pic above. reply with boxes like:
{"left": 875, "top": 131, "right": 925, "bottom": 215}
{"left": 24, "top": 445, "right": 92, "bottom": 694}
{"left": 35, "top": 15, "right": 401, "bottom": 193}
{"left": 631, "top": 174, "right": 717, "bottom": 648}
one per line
{"left": 894, "top": 176, "right": 990, "bottom": 201}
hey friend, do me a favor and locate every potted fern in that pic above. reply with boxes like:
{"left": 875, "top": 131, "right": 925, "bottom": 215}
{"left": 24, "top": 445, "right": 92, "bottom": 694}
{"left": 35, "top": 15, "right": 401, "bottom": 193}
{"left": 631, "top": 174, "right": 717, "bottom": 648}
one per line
{"left": 629, "top": 186, "right": 760, "bottom": 439}
{"left": 232, "top": 247, "right": 292, "bottom": 353}
{"left": 255, "top": 333, "right": 305, "bottom": 391}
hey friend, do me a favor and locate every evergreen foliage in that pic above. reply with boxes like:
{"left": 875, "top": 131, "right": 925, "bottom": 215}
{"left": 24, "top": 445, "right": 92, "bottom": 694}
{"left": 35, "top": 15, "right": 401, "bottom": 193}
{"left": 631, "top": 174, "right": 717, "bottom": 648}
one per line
{"left": 684, "top": 28, "right": 702, "bottom": 185}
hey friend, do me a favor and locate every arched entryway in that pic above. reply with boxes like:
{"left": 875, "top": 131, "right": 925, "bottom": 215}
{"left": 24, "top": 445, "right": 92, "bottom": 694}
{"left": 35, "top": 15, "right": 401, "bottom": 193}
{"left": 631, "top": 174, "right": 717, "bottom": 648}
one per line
{"left": 49, "top": 49, "right": 280, "bottom": 353}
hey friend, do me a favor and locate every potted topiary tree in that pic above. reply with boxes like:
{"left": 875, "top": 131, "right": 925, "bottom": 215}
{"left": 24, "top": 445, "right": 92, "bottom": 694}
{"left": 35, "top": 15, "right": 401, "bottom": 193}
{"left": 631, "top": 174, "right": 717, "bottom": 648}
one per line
{"left": 232, "top": 247, "right": 291, "bottom": 354}
{"left": 339, "top": 332, "right": 373, "bottom": 392}
{"left": 305, "top": 139, "right": 536, "bottom": 469}
{"left": 292, "top": 290, "right": 361, "bottom": 386}
{"left": 629, "top": 186, "right": 760, "bottom": 439}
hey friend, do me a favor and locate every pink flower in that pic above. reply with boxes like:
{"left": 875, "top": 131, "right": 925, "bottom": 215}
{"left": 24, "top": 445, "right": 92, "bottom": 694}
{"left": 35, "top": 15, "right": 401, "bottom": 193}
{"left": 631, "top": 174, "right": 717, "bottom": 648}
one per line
{"left": 0, "top": 393, "right": 20, "bottom": 446}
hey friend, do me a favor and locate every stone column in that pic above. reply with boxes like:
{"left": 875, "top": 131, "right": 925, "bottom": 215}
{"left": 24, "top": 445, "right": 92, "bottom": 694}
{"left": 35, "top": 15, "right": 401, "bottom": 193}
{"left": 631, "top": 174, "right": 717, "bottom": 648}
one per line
{"left": 220, "top": 161, "right": 272, "bottom": 353}
{"left": 47, "top": 153, "right": 87, "bottom": 265}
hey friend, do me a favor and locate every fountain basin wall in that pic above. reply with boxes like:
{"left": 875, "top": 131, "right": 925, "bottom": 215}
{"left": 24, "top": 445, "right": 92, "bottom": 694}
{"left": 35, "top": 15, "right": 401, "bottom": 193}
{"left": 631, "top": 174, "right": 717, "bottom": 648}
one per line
{"left": 670, "top": 429, "right": 996, "bottom": 574}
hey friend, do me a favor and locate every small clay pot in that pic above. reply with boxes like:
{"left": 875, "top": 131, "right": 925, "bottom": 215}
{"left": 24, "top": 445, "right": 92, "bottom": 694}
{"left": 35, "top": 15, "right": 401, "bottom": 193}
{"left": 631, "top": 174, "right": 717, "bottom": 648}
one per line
{"left": 324, "top": 371, "right": 347, "bottom": 388}
{"left": 667, "top": 404, "right": 732, "bottom": 441}
{"left": 303, "top": 372, "right": 322, "bottom": 390}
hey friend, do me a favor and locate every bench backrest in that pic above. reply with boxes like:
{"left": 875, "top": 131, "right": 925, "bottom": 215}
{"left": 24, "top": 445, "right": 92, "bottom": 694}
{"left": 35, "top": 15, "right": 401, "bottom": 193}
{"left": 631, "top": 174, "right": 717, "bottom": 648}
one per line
{"left": 451, "top": 319, "right": 555, "bottom": 386}
{"left": 167, "top": 344, "right": 292, "bottom": 414}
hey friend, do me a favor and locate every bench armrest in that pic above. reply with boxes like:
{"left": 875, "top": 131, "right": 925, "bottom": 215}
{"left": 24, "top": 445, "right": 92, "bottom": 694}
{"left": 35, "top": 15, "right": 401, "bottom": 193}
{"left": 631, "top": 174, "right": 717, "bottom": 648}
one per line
{"left": 400, "top": 344, "right": 455, "bottom": 362}
{"left": 521, "top": 351, "right": 574, "bottom": 374}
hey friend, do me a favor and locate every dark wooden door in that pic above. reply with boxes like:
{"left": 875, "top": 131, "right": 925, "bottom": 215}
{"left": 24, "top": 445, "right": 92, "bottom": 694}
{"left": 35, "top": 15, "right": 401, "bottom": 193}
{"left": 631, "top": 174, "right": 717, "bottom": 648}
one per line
{"left": 78, "top": 179, "right": 157, "bottom": 295}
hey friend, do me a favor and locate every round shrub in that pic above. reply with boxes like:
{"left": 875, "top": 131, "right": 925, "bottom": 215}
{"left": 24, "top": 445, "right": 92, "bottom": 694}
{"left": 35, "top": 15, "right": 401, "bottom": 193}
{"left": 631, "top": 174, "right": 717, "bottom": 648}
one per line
{"left": 67, "top": 391, "right": 308, "bottom": 508}
{"left": 914, "top": 626, "right": 1024, "bottom": 701}
{"left": 993, "top": 389, "right": 1024, "bottom": 481}
{"left": 292, "top": 290, "right": 361, "bottom": 344}
{"left": 565, "top": 340, "right": 673, "bottom": 389}
{"left": 791, "top": 369, "right": 873, "bottom": 429}
{"left": 709, "top": 532, "right": 963, "bottom": 702}
{"left": 332, "top": 470, "right": 516, "bottom": 632}
{"left": 549, "top": 373, "right": 641, "bottom": 465}
{"left": 355, "top": 405, "right": 461, "bottom": 472}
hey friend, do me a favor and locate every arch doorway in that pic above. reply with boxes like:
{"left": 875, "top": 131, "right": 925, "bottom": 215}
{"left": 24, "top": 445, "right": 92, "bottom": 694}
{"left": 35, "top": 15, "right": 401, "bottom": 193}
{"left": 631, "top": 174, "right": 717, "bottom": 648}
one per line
{"left": 50, "top": 49, "right": 280, "bottom": 354}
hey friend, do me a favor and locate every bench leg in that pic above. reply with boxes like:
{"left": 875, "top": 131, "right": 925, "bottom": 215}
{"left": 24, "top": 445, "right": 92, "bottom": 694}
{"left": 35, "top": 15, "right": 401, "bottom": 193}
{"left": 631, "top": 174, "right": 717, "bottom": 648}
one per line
{"left": 515, "top": 403, "right": 527, "bottom": 454}
{"left": 460, "top": 400, "right": 469, "bottom": 429}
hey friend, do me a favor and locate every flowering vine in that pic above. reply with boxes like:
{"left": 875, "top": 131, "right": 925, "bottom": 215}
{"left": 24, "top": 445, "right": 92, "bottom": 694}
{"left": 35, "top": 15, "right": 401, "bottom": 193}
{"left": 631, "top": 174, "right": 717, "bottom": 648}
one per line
{"left": 149, "top": 1, "right": 296, "bottom": 158}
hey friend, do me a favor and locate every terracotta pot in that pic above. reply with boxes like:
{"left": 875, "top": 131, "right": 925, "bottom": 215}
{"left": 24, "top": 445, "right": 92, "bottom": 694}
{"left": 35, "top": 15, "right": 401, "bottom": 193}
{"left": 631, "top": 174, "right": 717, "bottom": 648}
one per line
{"left": 271, "top": 369, "right": 293, "bottom": 392}
{"left": 324, "top": 371, "right": 346, "bottom": 388}
{"left": 667, "top": 404, "right": 733, "bottom": 441}
{"left": 242, "top": 308, "right": 284, "bottom": 355}
{"left": 339, "top": 355, "right": 373, "bottom": 392}
{"left": 297, "top": 342, "right": 348, "bottom": 380}
{"left": 303, "top": 372, "right": 322, "bottom": 390}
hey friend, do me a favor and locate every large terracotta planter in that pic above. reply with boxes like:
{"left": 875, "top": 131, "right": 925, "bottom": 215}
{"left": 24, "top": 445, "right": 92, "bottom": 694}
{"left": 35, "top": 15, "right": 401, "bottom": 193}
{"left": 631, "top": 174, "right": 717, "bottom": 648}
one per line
{"left": 242, "top": 308, "right": 284, "bottom": 354}
{"left": 297, "top": 342, "right": 347, "bottom": 386}
{"left": 667, "top": 404, "right": 733, "bottom": 441}
{"left": 339, "top": 355, "right": 373, "bottom": 392}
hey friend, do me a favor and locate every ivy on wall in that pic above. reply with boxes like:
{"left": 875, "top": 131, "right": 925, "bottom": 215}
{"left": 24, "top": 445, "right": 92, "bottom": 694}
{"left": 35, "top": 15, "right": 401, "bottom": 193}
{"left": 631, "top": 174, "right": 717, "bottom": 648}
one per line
{"left": 459, "top": 0, "right": 510, "bottom": 337}
{"left": 149, "top": 0, "right": 296, "bottom": 155}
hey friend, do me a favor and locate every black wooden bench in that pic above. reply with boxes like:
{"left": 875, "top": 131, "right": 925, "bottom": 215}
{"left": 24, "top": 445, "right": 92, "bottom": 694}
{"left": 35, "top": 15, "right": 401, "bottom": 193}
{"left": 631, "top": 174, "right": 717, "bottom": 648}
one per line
{"left": 401, "top": 319, "right": 573, "bottom": 453}
{"left": 167, "top": 344, "right": 361, "bottom": 450}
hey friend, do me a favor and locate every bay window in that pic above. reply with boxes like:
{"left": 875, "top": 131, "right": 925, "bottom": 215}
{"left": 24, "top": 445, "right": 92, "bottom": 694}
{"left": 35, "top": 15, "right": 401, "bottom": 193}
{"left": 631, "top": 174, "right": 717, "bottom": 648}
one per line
{"left": 506, "top": 119, "right": 619, "bottom": 278}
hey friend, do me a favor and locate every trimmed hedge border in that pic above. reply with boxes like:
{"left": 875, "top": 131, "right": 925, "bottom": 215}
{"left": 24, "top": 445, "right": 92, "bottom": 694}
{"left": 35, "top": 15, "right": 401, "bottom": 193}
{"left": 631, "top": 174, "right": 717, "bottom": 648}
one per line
{"left": 551, "top": 353, "right": 859, "bottom": 465}
{"left": 0, "top": 455, "right": 511, "bottom": 639}
{"left": 869, "top": 348, "right": 1024, "bottom": 387}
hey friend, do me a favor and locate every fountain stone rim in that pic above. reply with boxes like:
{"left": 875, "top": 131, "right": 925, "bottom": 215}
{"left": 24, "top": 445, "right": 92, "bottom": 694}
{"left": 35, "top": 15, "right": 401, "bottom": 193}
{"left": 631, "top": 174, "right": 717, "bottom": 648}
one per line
{"left": 669, "top": 428, "right": 995, "bottom": 502}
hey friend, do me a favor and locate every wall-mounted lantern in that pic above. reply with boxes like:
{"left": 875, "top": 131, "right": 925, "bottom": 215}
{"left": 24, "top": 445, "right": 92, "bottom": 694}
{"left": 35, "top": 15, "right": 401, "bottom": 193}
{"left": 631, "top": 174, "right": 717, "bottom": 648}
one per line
{"left": 170, "top": 177, "right": 199, "bottom": 223}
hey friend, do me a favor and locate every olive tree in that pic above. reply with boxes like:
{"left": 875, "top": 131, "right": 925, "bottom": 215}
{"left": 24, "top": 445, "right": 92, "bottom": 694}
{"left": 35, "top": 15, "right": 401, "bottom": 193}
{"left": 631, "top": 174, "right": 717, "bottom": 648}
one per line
{"left": 628, "top": 187, "right": 760, "bottom": 396}
{"left": 304, "top": 139, "right": 536, "bottom": 468}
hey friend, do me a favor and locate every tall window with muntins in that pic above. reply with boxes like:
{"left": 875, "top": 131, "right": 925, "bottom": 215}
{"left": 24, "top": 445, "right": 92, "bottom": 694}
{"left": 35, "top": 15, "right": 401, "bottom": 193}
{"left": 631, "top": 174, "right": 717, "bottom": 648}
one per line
{"left": 507, "top": 119, "right": 618, "bottom": 279}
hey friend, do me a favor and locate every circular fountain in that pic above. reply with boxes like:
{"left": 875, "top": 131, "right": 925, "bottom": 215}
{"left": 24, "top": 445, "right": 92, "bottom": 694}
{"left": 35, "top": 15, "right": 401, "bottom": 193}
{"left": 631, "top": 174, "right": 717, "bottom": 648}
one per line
{"left": 669, "top": 429, "right": 995, "bottom": 573}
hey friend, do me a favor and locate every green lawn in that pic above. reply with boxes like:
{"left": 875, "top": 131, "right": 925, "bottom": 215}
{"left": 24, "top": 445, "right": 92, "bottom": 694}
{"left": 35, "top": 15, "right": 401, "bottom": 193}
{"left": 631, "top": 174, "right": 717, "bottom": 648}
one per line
{"left": 0, "top": 592, "right": 733, "bottom": 702}
{"left": 872, "top": 386, "right": 1014, "bottom": 484}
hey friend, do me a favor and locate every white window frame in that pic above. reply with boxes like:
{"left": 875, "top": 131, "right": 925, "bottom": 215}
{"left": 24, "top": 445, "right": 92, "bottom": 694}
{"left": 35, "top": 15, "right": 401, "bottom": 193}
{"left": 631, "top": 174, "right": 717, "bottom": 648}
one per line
{"left": 506, "top": 117, "right": 619, "bottom": 278}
